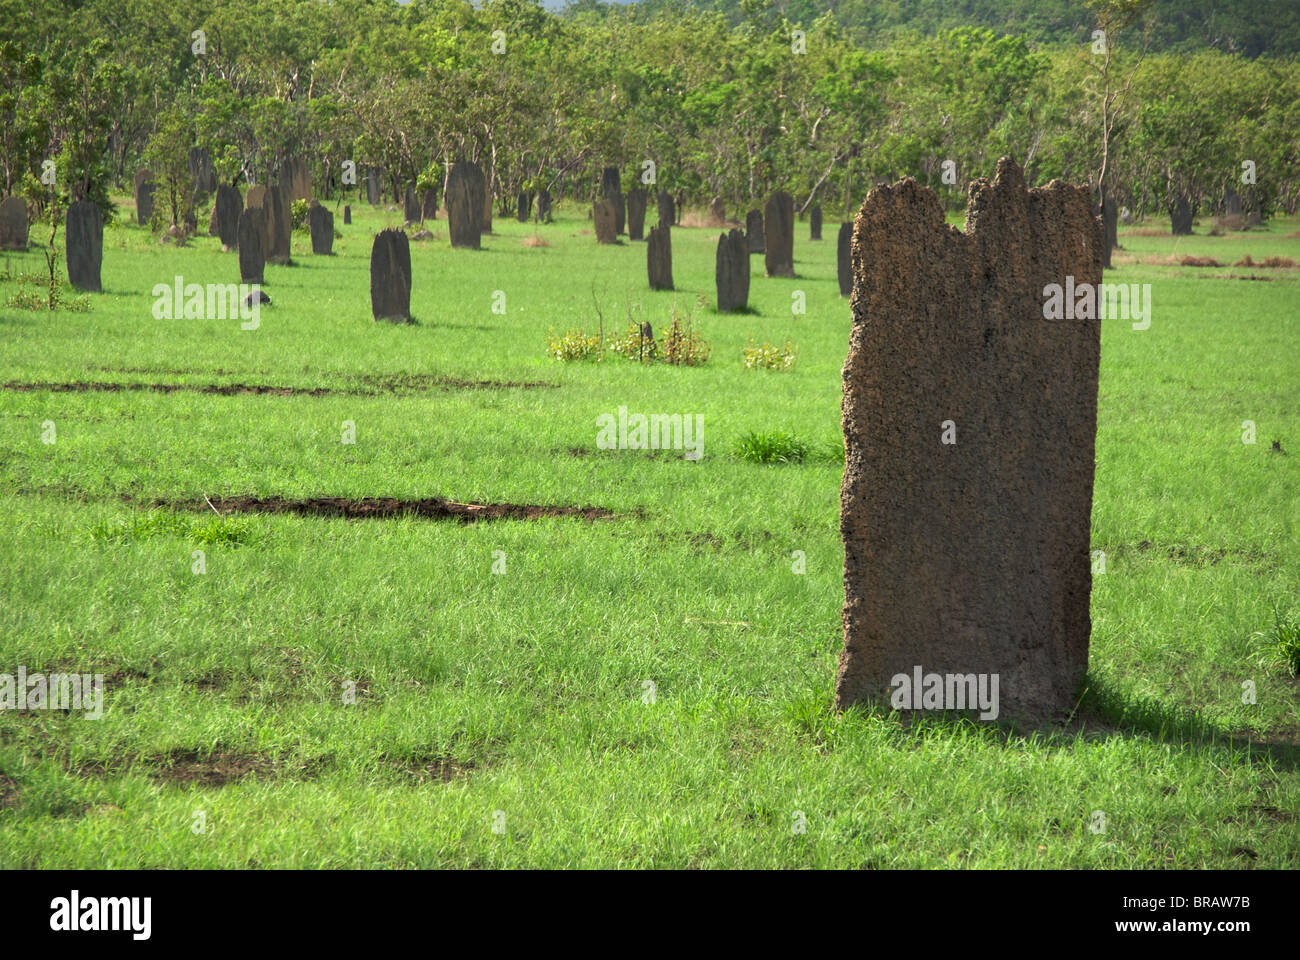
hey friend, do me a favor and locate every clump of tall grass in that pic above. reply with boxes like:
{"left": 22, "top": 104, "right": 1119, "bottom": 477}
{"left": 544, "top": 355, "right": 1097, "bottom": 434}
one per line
{"left": 1254, "top": 606, "right": 1300, "bottom": 676}
{"left": 90, "top": 510, "right": 256, "bottom": 546}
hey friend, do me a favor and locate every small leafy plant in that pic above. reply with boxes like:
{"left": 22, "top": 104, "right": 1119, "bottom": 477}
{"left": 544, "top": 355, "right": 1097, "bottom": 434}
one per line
{"left": 607, "top": 320, "right": 658, "bottom": 362}
{"left": 742, "top": 336, "right": 798, "bottom": 370}
{"left": 661, "top": 304, "right": 711, "bottom": 366}
{"left": 545, "top": 327, "right": 604, "bottom": 362}
{"left": 547, "top": 295, "right": 711, "bottom": 365}
{"left": 2, "top": 198, "right": 90, "bottom": 312}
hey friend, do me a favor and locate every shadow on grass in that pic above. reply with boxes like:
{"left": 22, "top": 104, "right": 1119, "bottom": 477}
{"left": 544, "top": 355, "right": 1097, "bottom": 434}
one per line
{"left": 1071, "top": 675, "right": 1300, "bottom": 768}
{"left": 790, "top": 674, "right": 1300, "bottom": 771}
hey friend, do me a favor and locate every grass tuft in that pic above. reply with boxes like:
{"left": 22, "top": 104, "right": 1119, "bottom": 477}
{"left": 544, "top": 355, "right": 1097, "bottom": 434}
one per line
{"left": 732, "top": 430, "right": 809, "bottom": 464}
{"left": 1254, "top": 607, "right": 1300, "bottom": 676}
{"left": 89, "top": 510, "right": 256, "bottom": 546}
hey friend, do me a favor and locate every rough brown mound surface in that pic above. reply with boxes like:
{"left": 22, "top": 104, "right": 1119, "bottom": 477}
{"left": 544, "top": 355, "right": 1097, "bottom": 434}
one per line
{"left": 835, "top": 156, "right": 1103, "bottom": 722}
{"left": 160, "top": 495, "right": 614, "bottom": 523}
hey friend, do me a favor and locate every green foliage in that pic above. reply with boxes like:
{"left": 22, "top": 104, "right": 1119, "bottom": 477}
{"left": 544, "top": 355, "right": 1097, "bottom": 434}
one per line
{"left": 142, "top": 106, "right": 195, "bottom": 230}
{"left": 7, "top": 0, "right": 1298, "bottom": 224}
{"left": 634, "top": 0, "right": 1300, "bottom": 57}
{"left": 291, "top": 198, "right": 311, "bottom": 231}
{"left": 89, "top": 511, "right": 189, "bottom": 543}
{"left": 0, "top": 232, "right": 89, "bottom": 312}
{"left": 660, "top": 306, "right": 711, "bottom": 366}
{"left": 1254, "top": 607, "right": 1300, "bottom": 677}
{"left": 741, "top": 335, "right": 798, "bottom": 370}
{"left": 3, "top": 285, "right": 89, "bottom": 313}
{"left": 731, "top": 429, "right": 842, "bottom": 464}
{"left": 1, "top": 199, "right": 1297, "bottom": 868}
{"left": 606, "top": 321, "right": 658, "bottom": 362}
{"left": 45, "top": 38, "right": 124, "bottom": 211}
{"left": 550, "top": 301, "right": 710, "bottom": 365}
{"left": 0, "top": 41, "right": 49, "bottom": 199}
{"left": 190, "top": 515, "right": 256, "bottom": 546}
{"left": 89, "top": 510, "right": 256, "bottom": 546}
{"left": 731, "top": 430, "right": 810, "bottom": 464}
{"left": 545, "top": 327, "right": 604, "bottom": 362}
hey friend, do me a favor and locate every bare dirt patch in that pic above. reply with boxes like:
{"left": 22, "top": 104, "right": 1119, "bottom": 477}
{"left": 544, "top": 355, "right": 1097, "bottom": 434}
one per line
{"left": 3, "top": 380, "right": 330, "bottom": 397}
{"left": 75, "top": 749, "right": 328, "bottom": 787}
{"left": 565, "top": 446, "right": 691, "bottom": 461}
{"left": 1199, "top": 274, "right": 1277, "bottom": 281}
{"left": 384, "top": 755, "right": 475, "bottom": 784}
{"left": 72, "top": 749, "right": 477, "bottom": 788}
{"left": 1180, "top": 255, "right": 1221, "bottom": 267}
{"left": 352, "top": 373, "right": 552, "bottom": 392}
{"left": 678, "top": 211, "right": 741, "bottom": 229}
{"left": 1127, "top": 540, "right": 1278, "bottom": 569}
{"left": 155, "top": 495, "right": 614, "bottom": 523}
{"left": 191, "top": 670, "right": 228, "bottom": 692}
{"left": 148, "top": 749, "right": 282, "bottom": 786}
{"left": 103, "top": 666, "right": 153, "bottom": 684}
{"left": 0, "top": 772, "right": 19, "bottom": 808}
{"left": 3, "top": 374, "right": 554, "bottom": 397}
{"left": 94, "top": 365, "right": 268, "bottom": 377}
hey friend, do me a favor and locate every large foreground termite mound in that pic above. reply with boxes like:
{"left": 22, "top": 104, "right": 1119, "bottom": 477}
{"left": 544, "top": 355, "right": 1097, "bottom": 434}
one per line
{"left": 836, "top": 157, "right": 1104, "bottom": 723}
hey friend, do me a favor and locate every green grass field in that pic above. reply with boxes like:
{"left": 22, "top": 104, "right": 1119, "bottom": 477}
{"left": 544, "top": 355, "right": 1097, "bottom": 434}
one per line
{"left": 0, "top": 196, "right": 1296, "bottom": 868}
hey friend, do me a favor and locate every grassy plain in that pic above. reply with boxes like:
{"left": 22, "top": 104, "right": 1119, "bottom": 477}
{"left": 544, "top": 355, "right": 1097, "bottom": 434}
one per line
{"left": 0, "top": 196, "right": 1295, "bottom": 867}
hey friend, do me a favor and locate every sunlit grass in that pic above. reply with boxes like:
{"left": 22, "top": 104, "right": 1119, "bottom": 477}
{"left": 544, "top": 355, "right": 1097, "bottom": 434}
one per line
{"left": 0, "top": 201, "right": 1296, "bottom": 867}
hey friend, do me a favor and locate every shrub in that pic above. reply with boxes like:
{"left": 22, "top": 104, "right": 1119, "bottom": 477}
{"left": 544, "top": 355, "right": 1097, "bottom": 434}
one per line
{"left": 547, "top": 298, "right": 710, "bottom": 366}
{"left": 2, "top": 274, "right": 90, "bottom": 313}
{"left": 546, "top": 327, "right": 604, "bottom": 362}
{"left": 5, "top": 289, "right": 49, "bottom": 311}
{"left": 607, "top": 320, "right": 658, "bottom": 362}
{"left": 661, "top": 302, "right": 710, "bottom": 366}
{"left": 742, "top": 336, "right": 798, "bottom": 370}
{"left": 291, "top": 198, "right": 312, "bottom": 230}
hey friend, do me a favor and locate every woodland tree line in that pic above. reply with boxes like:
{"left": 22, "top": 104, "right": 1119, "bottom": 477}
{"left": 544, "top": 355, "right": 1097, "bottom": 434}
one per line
{"left": 1, "top": 0, "right": 1297, "bottom": 227}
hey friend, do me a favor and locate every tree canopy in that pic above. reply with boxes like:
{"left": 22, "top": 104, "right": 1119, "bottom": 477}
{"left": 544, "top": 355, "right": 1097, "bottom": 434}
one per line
{"left": 3, "top": 0, "right": 1296, "bottom": 222}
